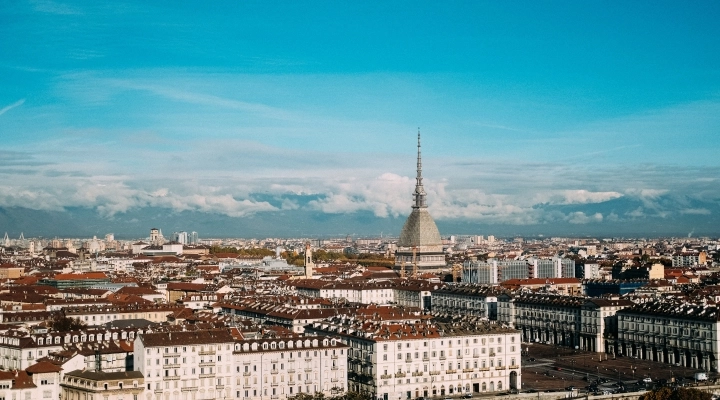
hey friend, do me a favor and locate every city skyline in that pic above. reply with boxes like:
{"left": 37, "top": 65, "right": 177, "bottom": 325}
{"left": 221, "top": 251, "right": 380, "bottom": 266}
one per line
{"left": 2, "top": 1, "right": 720, "bottom": 238}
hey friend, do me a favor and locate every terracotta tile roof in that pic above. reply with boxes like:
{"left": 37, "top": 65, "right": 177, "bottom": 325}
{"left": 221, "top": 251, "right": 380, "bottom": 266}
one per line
{"left": 53, "top": 272, "right": 109, "bottom": 280}
{"left": 26, "top": 360, "right": 63, "bottom": 373}
{"left": 115, "top": 286, "right": 161, "bottom": 296}
{"left": 0, "top": 370, "right": 36, "bottom": 389}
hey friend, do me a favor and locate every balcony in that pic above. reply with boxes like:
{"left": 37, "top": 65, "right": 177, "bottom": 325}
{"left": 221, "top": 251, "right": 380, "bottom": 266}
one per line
{"left": 199, "top": 362, "right": 214, "bottom": 367}
{"left": 473, "top": 354, "right": 479, "bottom": 358}
{"left": 199, "top": 373, "right": 215, "bottom": 378}
{"left": 199, "top": 350, "right": 216, "bottom": 356}
{"left": 439, "top": 356, "right": 446, "bottom": 360}
{"left": 163, "top": 353, "right": 180, "bottom": 358}
{"left": 446, "top": 369, "right": 457, "bottom": 374}
{"left": 429, "top": 371, "right": 440, "bottom": 376}
{"left": 243, "top": 372, "right": 251, "bottom": 376}
{"left": 331, "top": 378, "right": 339, "bottom": 383}
{"left": 271, "top": 370, "right": 278, "bottom": 374}
{"left": 412, "top": 372, "right": 423, "bottom": 377}
{"left": 163, "top": 364, "right": 181, "bottom": 369}
{"left": 163, "top": 375, "right": 180, "bottom": 381}
{"left": 509, "top": 365, "right": 519, "bottom": 369}
{"left": 495, "top": 366, "right": 506, "bottom": 370}
{"left": 331, "top": 366, "right": 338, "bottom": 370}
{"left": 395, "top": 372, "right": 406, "bottom": 378}
{"left": 422, "top": 357, "right": 429, "bottom": 361}
{"left": 304, "top": 368, "right": 313, "bottom": 373}
{"left": 462, "top": 368, "right": 474, "bottom": 373}
{"left": 181, "top": 386, "right": 198, "bottom": 392}
{"left": 271, "top": 382, "right": 278, "bottom": 386}
{"left": 287, "top": 369, "right": 295, "bottom": 373}
{"left": 331, "top": 355, "right": 338, "bottom": 359}
{"left": 305, "top": 358, "right": 313, "bottom": 363}
{"left": 216, "top": 385, "right": 225, "bottom": 390}
{"left": 380, "top": 374, "right": 392, "bottom": 379}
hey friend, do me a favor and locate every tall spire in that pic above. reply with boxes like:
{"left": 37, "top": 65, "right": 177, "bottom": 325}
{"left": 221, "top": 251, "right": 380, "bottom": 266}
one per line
{"left": 413, "top": 129, "right": 427, "bottom": 208}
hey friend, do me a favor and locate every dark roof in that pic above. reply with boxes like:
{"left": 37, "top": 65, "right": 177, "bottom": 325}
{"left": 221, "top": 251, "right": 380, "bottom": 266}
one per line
{"left": 103, "top": 319, "right": 156, "bottom": 330}
{"left": 64, "top": 370, "right": 144, "bottom": 380}
{"left": 140, "top": 328, "right": 234, "bottom": 347}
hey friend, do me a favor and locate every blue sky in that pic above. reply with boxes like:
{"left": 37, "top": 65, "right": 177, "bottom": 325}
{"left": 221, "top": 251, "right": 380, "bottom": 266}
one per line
{"left": 1, "top": 1, "right": 720, "bottom": 238}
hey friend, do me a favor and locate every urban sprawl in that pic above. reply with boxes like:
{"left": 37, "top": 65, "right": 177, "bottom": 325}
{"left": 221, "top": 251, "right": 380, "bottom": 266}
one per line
{"left": 0, "top": 135, "right": 718, "bottom": 400}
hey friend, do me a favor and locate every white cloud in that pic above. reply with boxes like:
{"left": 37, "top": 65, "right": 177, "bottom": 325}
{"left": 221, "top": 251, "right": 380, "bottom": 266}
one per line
{"left": 308, "top": 173, "right": 413, "bottom": 218}
{"left": 566, "top": 212, "right": 603, "bottom": 224}
{"left": 680, "top": 208, "right": 711, "bottom": 215}
{"left": 0, "top": 99, "right": 25, "bottom": 116}
{"left": 625, "top": 189, "right": 669, "bottom": 198}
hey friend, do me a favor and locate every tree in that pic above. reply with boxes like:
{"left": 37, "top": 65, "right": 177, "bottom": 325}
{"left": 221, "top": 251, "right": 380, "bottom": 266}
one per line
{"left": 640, "top": 387, "right": 712, "bottom": 400}
{"left": 49, "top": 314, "right": 87, "bottom": 332}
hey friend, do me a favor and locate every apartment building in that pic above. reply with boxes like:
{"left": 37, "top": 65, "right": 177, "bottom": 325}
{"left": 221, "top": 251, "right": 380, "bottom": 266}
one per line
{"left": 231, "top": 335, "right": 349, "bottom": 399}
{"left": 135, "top": 328, "right": 236, "bottom": 400}
{"left": 672, "top": 252, "right": 708, "bottom": 267}
{"left": 501, "top": 293, "right": 583, "bottom": 348}
{"left": 135, "top": 328, "right": 349, "bottom": 400}
{"left": 616, "top": 300, "right": 720, "bottom": 372}
{"left": 61, "top": 370, "right": 144, "bottom": 400}
{"left": 0, "top": 327, "right": 141, "bottom": 371}
{"left": 462, "top": 257, "right": 575, "bottom": 284}
{"left": 307, "top": 316, "right": 521, "bottom": 400}
{"left": 431, "top": 285, "right": 505, "bottom": 320}
{"left": 579, "top": 298, "right": 633, "bottom": 353}
{"left": 291, "top": 280, "right": 397, "bottom": 305}
{"left": 64, "top": 303, "right": 187, "bottom": 325}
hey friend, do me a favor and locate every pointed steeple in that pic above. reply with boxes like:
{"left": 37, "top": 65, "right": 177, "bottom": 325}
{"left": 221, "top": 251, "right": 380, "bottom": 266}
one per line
{"left": 413, "top": 129, "right": 427, "bottom": 208}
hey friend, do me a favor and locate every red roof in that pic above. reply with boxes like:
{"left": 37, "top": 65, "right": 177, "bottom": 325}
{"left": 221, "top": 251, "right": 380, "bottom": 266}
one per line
{"left": 26, "top": 361, "right": 63, "bottom": 374}
{"left": 53, "top": 272, "right": 108, "bottom": 280}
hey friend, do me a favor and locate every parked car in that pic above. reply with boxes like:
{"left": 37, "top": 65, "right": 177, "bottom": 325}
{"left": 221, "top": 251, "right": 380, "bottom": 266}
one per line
{"left": 565, "top": 386, "right": 576, "bottom": 391}
{"left": 643, "top": 377, "right": 653, "bottom": 383}
{"left": 463, "top": 393, "right": 473, "bottom": 399}
{"left": 528, "top": 358, "right": 536, "bottom": 362}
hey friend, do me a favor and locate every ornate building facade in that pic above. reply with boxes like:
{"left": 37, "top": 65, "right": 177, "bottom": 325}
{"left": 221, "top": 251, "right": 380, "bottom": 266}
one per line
{"left": 394, "top": 133, "right": 446, "bottom": 274}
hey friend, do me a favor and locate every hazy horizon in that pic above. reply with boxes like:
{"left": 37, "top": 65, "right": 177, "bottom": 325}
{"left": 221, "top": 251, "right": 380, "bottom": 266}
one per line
{"left": 2, "top": 1, "right": 719, "bottom": 238}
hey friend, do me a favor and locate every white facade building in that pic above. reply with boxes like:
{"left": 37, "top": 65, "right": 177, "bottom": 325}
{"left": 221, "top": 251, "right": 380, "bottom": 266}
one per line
{"left": 307, "top": 317, "right": 521, "bottom": 400}
{"left": 135, "top": 328, "right": 349, "bottom": 400}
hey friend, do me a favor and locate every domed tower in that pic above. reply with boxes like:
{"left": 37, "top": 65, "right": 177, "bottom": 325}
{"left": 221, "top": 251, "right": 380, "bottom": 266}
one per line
{"left": 394, "top": 131, "right": 446, "bottom": 274}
